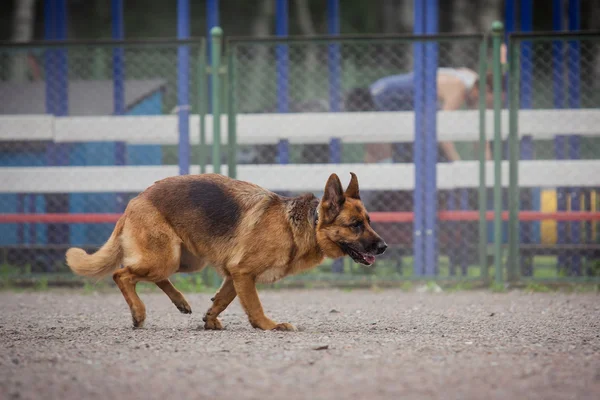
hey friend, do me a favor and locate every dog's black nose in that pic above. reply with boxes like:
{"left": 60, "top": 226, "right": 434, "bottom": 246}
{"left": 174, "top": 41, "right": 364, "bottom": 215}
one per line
{"left": 375, "top": 241, "right": 388, "bottom": 255}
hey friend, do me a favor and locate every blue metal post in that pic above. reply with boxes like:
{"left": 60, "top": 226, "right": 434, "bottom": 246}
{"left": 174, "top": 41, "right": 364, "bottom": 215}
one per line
{"left": 329, "top": 136, "right": 343, "bottom": 274}
{"left": 424, "top": 0, "right": 438, "bottom": 276}
{"left": 55, "top": 0, "right": 68, "bottom": 116}
{"left": 447, "top": 190, "right": 457, "bottom": 276}
{"left": 413, "top": 0, "right": 425, "bottom": 277}
{"left": 277, "top": 139, "right": 289, "bottom": 164}
{"left": 112, "top": 0, "right": 126, "bottom": 213}
{"left": 177, "top": 0, "right": 190, "bottom": 175}
{"left": 40, "top": 0, "right": 58, "bottom": 247}
{"left": 504, "top": 0, "right": 516, "bottom": 41}
{"left": 276, "top": 0, "right": 289, "bottom": 113}
{"left": 275, "top": 0, "right": 290, "bottom": 166}
{"left": 519, "top": 0, "right": 534, "bottom": 276}
{"left": 112, "top": 0, "right": 125, "bottom": 115}
{"left": 44, "top": 0, "right": 57, "bottom": 115}
{"left": 206, "top": 0, "right": 219, "bottom": 112}
{"left": 553, "top": 0, "right": 568, "bottom": 272}
{"left": 327, "top": 0, "right": 341, "bottom": 207}
{"left": 568, "top": 0, "right": 581, "bottom": 275}
{"left": 327, "top": 0, "right": 341, "bottom": 112}
{"left": 329, "top": 138, "right": 342, "bottom": 164}
{"left": 44, "top": 0, "right": 70, "bottom": 246}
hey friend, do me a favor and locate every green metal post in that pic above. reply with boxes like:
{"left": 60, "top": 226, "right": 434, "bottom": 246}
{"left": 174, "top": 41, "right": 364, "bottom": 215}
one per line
{"left": 508, "top": 39, "right": 521, "bottom": 282}
{"left": 478, "top": 36, "right": 489, "bottom": 282}
{"left": 198, "top": 40, "right": 207, "bottom": 174}
{"left": 211, "top": 27, "right": 223, "bottom": 175}
{"left": 492, "top": 21, "right": 504, "bottom": 286}
{"left": 227, "top": 44, "right": 238, "bottom": 179}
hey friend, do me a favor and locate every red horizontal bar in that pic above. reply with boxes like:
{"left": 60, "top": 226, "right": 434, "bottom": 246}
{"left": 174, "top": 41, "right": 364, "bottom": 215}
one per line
{"left": 1, "top": 211, "right": 600, "bottom": 224}
{"left": 370, "top": 211, "right": 600, "bottom": 222}
{"left": 0, "top": 213, "right": 122, "bottom": 224}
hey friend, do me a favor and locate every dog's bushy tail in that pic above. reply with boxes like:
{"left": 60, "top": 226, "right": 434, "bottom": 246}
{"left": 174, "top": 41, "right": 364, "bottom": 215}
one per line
{"left": 66, "top": 216, "right": 126, "bottom": 278}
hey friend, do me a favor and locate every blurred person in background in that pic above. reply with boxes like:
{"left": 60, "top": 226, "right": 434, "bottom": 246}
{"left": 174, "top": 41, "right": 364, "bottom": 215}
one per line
{"left": 344, "top": 59, "right": 507, "bottom": 268}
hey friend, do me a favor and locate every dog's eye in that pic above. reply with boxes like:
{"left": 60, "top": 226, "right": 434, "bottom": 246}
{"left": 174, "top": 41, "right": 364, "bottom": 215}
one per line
{"left": 350, "top": 221, "right": 363, "bottom": 229}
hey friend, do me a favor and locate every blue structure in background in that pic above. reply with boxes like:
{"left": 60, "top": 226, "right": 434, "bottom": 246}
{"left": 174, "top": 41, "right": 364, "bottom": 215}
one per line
{"left": 423, "top": 0, "right": 439, "bottom": 276}
{"left": 43, "top": 0, "right": 69, "bottom": 248}
{"left": 177, "top": 0, "right": 191, "bottom": 175}
{"left": 112, "top": 0, "right": 125, "bottom": 116}
{"left": 0, "top": 0, "right": 164, "bottom": 247}
{"left": 206, "top": 0, "right": 219, "bottom": 113}
{"left": 275, "top": 0, "right": 289, "bottom": 114}
{"left": 2, "top": 0, "right": 588, "bottom": 276}
{"left": 327, "top": 0, "right": 341, "bottom": 113}
{"left": 553, "top": 0, "right": 568, "bottom": 271}
{"left": 412, "top": 0, "right": 426, "bottom": 276}
{"left": 567, "top": 0, "right": 582, "bottom": 275}
{"left": 275, "top": 0, "right": 290, "bottom": 165}
{"left": 519, "top": 0, "right": 535, "bottom": 276}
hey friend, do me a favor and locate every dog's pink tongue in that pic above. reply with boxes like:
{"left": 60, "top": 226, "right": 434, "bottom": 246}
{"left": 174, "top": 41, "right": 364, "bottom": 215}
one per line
{"left": 364, "top": 255, "right": 376, "bottom": 265}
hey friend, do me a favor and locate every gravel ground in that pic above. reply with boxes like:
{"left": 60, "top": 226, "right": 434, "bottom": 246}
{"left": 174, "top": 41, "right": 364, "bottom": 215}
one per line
{"left": 1, "top": 288, "right": 599, "bottom": 400}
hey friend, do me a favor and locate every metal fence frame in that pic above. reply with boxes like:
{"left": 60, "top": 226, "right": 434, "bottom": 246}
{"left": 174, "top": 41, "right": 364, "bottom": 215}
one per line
{"left": 2, "top": 29, "right": 600, "bottom": 287}
{"left": 507, "top": 30, "right": 600, "bottom": 284}
{"left": 222, "top": 31, "right": 491, "bottom": 282}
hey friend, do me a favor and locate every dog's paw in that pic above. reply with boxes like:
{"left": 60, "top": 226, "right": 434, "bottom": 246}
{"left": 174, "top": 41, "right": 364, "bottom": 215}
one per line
{"left": 176, "top": 301, "right": 192, "bottom": 314}
{"left": 273, "top": 322, "right": 296, "bottom": 332}
{"left": 204, "top": 318, "right": 224, "bottom": 330}
{"left": 132, "top": 318, "right": 145, "bottom": 329}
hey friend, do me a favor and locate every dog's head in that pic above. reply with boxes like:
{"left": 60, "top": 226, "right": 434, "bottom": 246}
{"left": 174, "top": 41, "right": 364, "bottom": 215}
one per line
{"left": 316, "top": 173, "right": 387, "bottom": 266}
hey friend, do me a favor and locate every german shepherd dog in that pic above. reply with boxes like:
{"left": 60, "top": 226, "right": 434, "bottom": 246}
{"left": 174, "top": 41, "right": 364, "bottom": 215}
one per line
{"left": 66, "top": 172, "right": 387, "bottom": 331}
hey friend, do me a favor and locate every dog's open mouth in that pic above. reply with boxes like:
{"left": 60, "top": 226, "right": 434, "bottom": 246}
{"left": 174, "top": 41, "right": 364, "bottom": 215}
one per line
{"left": 340, "top": 244, "right": 376, "bottom": 266}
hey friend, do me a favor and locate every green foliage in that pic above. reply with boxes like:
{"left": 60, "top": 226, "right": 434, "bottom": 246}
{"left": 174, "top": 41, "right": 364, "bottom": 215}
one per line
{"left": 34, "top": 277, "right": 48, "bottom": 291}
{"left": 524, "top": 283, "right": 552, "bottom": 293}
{"left": 173, "top": 274, "right": 207, "bottom": 293}
{"left": 491, "top": 282, "right": 506, "bottom": 293}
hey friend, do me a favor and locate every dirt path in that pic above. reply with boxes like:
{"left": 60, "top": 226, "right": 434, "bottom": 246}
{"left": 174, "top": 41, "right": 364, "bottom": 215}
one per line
{"left": 1, "top": 289, "right": 599, "bottom": 400}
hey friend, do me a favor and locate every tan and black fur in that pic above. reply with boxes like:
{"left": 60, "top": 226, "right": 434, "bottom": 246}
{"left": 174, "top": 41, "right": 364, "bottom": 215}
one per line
{"left": 66, "top": 172, "right": 387, "bottom": 331}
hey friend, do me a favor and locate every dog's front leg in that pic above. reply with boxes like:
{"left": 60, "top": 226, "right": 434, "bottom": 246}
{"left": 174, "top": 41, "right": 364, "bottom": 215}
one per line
{"left": 232, "top": 273, "right": 296, "bottom": 331}
{"left": 203, "top": 276, "right": 236, "bottom": 330}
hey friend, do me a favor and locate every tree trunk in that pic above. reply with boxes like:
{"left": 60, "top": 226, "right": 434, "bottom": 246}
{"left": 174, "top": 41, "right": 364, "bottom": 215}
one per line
{"left": 10, "top": 0, "right": 36, "bottom": 82}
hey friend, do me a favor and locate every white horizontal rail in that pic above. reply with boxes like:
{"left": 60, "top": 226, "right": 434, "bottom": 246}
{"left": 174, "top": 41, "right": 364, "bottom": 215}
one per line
{"left": 0, "top": 115, "right": 54, "bottom": 141}
{"left": 1, "top": 109, "right": 598, "bottom": 145}
{"left": 2, "top": 160, "right": 599, "bottom": 193}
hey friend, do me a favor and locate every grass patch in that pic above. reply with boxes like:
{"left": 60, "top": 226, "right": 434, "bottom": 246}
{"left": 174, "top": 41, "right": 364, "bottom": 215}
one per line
{"left": 171, "top": 274, "right": 209, "bottom": 293}
{"left": 33, "top": 276, "right": 49, "bottom": 291}
{"left": 491, "top": 282, "right": 507, "bottom": 293}
{"left": 524, "top": 282, "right": 552, "bottom": 293}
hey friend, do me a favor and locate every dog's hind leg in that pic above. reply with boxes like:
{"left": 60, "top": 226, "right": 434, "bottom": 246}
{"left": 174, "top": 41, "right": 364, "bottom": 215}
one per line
{"left": 156, "top": 279, "right": 192, "bottom": 314}
{"left": 203, "top": 276, "right": 236, "bottom": 330}
{"left": 115, "top": 212, "right": 182, "bottom": 328}
{"left": 113, "top": 267, "right": 146, "bottom": 328}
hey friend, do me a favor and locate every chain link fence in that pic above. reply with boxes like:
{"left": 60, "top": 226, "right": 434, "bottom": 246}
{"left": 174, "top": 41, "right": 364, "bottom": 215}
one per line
{"left": 507, "top": 33, "right": 600, "bottom": 281}
{"left": 228, "top": 35, "right": 492, "bottom": 281}
{"left": 0, "top": 39, "right": 204, "bottom": 276}
{"left": 4, "top": 31, "right": 597, "bottom": 287}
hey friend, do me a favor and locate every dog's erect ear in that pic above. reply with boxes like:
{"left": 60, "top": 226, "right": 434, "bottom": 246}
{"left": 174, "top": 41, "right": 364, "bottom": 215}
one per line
{"left": 344, "top": 172, "right": 360, "bottom": 200}
{"left": 322, "top": 173, "right": 345, "bottom": 219}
